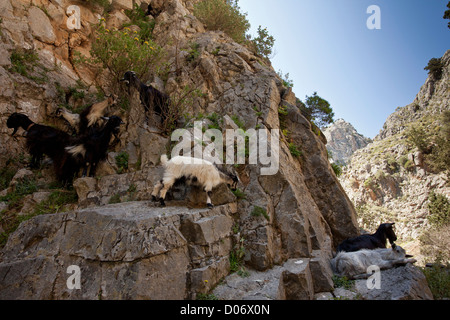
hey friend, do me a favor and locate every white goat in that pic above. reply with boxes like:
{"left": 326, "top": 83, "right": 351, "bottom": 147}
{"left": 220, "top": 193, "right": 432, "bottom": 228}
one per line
{"left": 330, "top": 245, "right": 416, "bottom": 279}
{"left": 151, "top": 155, "right": 239, "bottom": 208}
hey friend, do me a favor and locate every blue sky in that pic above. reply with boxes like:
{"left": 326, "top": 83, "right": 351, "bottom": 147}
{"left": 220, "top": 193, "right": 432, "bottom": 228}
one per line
{"left": 239, "top": 0, "right": 450, "bottom": 138}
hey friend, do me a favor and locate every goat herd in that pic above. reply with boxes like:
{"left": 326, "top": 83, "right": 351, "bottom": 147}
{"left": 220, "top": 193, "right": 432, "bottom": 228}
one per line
{"left": 5, "top": 72, "right": 416, "bottom": 281}
{"left": 6, "top": 71, "right": 166, "bottom": 186}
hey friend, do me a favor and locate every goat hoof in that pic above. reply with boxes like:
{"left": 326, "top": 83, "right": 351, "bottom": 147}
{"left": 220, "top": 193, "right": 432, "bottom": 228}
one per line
{"left": 159, "top": 199, "right": 166, "bottom": 207}
{"left": 151, "top": 195, "right": 158, "bottom": 202}
{"left": 207, "top": 203, "right": 214, "bottom": 209}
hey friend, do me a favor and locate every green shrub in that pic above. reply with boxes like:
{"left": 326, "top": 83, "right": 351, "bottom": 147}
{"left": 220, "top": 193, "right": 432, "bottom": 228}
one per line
{"left": 425, "top": 57, "right": 444, "bottom": 81}
{"left": 427, "top": 191, "right": 450, "bottom": 228}
{"left": 124, "top": 4, "right": 156, "bottom": 42}
{"left": 186, "top": 42, "right": 201, "bottom": 62}
{"left": 251, "top": 26, "right": 275, "bottom": 58}
{"left": 332, "top": 275, "right": 354, "bottom": 290}
{"left": 331, "top": 162, "right": 343, "bottom": 177}
{"left": 9, "top": 49, "right": 48, "bottom": 84}
{"left": 277, "top": 70, "right": 294, "bottom": 88}
{"left": 421, "top": 260, "right": 450, "bottom": 300}
{"left": 251, "top": 206, "right": 270, "bottom": 221}
{"left": 407, "top": 125, "right": 431, "bottom": 154}
{"left": 288, "top": 143, "right": 302, "bottom": 158}
{"left": 76, "top": 21, "right": 165, "bottom": 84}
{"left": 231, "top": 188, "right": 246, "bottom": 200}
{"left": 115, "top": 151, "right": 129, "bottom": 174}
{"left": 194, "top": 0, "right": 250, "bottom": 43}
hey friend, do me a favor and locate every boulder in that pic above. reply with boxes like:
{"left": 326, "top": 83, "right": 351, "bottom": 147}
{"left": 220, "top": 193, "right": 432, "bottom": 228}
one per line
{"left": 0, "top": 202, "right": 238, "bottom": 299}
{"left": 354, "top": 264, "right": 433, "bottom": 300}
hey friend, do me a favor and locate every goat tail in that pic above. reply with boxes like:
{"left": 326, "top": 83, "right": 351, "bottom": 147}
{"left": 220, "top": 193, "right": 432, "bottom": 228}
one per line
{"left": 66, "top": 144, "right": 86, "bottom": 158}
{"left": 160, "top": 154, "right": 169, "bottom": 167}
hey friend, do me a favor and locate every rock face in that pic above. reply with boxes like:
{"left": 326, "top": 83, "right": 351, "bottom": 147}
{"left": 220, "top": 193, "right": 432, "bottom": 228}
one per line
{"left": 0, "top": 202, "right": 237, "bottom": 299}
{"left": 323, "top": 119, "right": 372, "bottom": 165}
{"left": 354, "top": 264, "right": 433, "bottom": 300}
{"left": 0, "top": 0, "right": 404, "bottom": 300}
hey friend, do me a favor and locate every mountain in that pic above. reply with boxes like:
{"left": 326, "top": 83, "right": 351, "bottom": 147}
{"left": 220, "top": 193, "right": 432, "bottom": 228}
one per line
{"left": 0, "top": 0, "right": 363, "bottom": 299}
{"left": 340, "top": 49, "right": 450, "bottom": 265}
{"left": 323, "top": 119, "right": 372, "bottom": 165}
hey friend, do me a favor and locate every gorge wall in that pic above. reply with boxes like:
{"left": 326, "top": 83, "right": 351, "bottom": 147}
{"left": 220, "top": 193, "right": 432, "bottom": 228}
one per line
{"left": 0, "top": 0, "right": 418, "bottom": 300}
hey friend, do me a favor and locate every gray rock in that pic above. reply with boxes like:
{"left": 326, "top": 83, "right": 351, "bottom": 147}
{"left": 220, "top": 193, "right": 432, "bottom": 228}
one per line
{"left": 280, "top": 259, "right": 314, "bottom": 300}
{"left": 354, "top": 264, "right": 433, "bottom": 300}
{"left": 0, "top": 202, "right": 238, "bottom": 300}
{"left": 28, "top": 6, "right": 56, "bottom": 44}
{"left": 324, "top": 119, "right": 372, "bottom": 165}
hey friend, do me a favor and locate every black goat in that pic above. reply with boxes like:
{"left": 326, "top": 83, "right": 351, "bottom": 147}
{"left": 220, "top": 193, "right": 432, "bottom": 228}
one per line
{"left": 6, "top": 113, "right": 81, "bottom": 185}
{"left": 336, "top": 223, "right": 397, "bottom": 253}
{"left": 120, "top": 71, "right": 170, "bottom": 124}
{"left": 66, "top": 116, "right": 124, "bottom": 177}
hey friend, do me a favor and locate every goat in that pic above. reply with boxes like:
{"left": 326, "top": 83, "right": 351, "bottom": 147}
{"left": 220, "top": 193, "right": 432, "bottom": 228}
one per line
{"left": 56, "top": 96, "right": 115, "bottom": 135}
{"left": 6, "top": 113, "right": 81, "bottom": 185}
{"left": 330, "top": 244, "right": 416, "bottom": 279}
{"left": 78, "top": 96, "right": 115, "bottom": 135}
{"left": 55, "top": 107, "right": 80, "bottom": 134}
{"left": 151, "top": 155, "right": 239, "bottom": 208}
{"left": 120, "top": 71, "right": 170, "bottom": 124}
{"left": 336, "top": 223, "right": 397, "bottom": 253}
{"left": 66, "top": 116, "right": 124, "bottom": 178}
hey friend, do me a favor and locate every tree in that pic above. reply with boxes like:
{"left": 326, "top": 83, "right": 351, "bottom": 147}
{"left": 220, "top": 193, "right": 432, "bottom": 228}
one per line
{"left": 425, "top": 57, "right": 444, "bottom": 81}
{"left": 444, "top": 1, "right": 450, "bottom": 29}
{"left": 304, "top": 92, "right": 335, "bottom": 128}
{"left": 252, "top": 26, "right": 275, "bottom": 58}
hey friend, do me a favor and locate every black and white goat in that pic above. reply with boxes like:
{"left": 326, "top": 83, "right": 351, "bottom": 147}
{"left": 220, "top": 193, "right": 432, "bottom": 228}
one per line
{"left": 56, "top": 96, "right": 115, "bottom": 135}
{"left": 66, "top": 116, "right": 124, "bottom": 177}
{"left": 152, "top": 155, "right": 239, "bottom": 208}
{"left": 336, "top": 223, "right": 397, "bottom": 253}
{"left": 6, "top": 113, "right": 80, "bottom": 185}
{"left": 330, "top": 244, "right": 416, "bottom": 279}
{"left": 120, "top": 71, "right": 170, "bottom": 124}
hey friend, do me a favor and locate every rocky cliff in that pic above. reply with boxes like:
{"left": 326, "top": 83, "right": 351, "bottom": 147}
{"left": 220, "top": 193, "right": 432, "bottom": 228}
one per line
{"left": 1, "top": 0, "right": 436, "bottom": 300}
{"left": 340, "top": 49, "right": 450, "bottom": 263}
{"left": 323, "top": 119, "right": 372, "bottom": 165}
{"left": 0, "top": 0, "right": 362, "bottom": 299}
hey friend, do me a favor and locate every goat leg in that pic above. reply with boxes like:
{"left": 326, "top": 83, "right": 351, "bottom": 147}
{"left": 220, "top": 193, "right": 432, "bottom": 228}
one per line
{"left": 206, "top": 190, "right": 214, "bottom": 209}
{"left": 89, "top": 162, "right": 98, "bottom": 177}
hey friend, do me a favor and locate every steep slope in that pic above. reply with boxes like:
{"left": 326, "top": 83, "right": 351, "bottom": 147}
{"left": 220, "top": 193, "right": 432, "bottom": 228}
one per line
{"left": 323, "top": 119, "right": 372, "bottom": 165}
{"left": 340, "top": 49, "right": 450, "bottom": 262}
{"left": 0, "top": 0, "right": 359, "bottom": 299}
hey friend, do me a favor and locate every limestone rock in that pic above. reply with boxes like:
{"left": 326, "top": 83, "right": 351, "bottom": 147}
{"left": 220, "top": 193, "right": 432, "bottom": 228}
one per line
{"left": 0, "top": 202, "right": 238, "bottom": 299}
{"left": 354, "top": 264, "right": 433, "bottom": 300}
{"left": 28, "top": 6, "right": 56, "bottom": 44}
{"left": 280, "top": 259, "right": 314, "bottom": 300}
{"left": 323, "top": 119, "right": 372, "bottom": 165}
